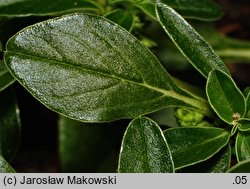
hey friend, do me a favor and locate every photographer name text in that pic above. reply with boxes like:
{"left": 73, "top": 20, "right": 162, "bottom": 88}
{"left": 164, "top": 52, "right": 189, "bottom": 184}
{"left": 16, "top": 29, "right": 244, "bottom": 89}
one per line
{"left": 6, "top": 175, "right": 117, "bottom": 185}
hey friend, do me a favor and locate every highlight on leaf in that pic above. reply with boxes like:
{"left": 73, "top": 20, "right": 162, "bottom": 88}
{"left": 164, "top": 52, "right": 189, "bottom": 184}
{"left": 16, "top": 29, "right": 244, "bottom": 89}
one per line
{"left": 4, "top": 13, "right": 211, "bottom": 122}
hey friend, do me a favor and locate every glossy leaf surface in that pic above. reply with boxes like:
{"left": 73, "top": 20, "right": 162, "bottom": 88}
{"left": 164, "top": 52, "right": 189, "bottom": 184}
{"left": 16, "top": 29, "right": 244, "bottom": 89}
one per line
{"left": 228, "top": 159, "right": 250, "bottom": 173}
{"left": 179, "top": 144, "right": 231, "bottom": 173}
{"left": 160, "top": 0, "right": 222, "bottom": 21}
{"left": 118, "top": 117, "right": 174, "bottom": 173}
{"left": 236, "top": 132, "right": 250, "bottom": 162}
{"left": 0, "top": 0, "right": 102, "bottom": 16}
{"left": 154, "top": 24, "right": 250, "bottom": 68}
{"left": 156, "top": 3, "right": 230, "bottom": 78}
{"left": 0, "top": 88, "right": 20, "bottom": 162}
{"left": 0, "top": 155, "right": 15, "bottom": 173}
{"left": 163, "top": 127, "right": 230, "bottom": 169}
{"left": 0, "top": 60, "right": 15, "bottom": 92}
{"left": 4, "top": 13, "right": 210, "bottom": 122}
{"left": 206, "top": 70, "right": 245, "bottom": 124}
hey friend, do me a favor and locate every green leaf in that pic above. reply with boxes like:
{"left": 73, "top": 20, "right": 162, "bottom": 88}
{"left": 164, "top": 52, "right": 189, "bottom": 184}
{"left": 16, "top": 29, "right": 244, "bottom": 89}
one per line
{"left": 4, "top": 13, "right": 211, "bottom": 122}
{"left": 0, "top": 155, "right": 15, "bottom": 173}
{"left": 243, "top": 87, "right": 250, "bottom": 98}
{"left": 0, "top": 88, "right": 21, "bottom": 162}
{"left": 0, "top": 0, "right": 102, "bottom": 17}
{"left": 228, "top": 159, "right": 250, "bottom": 173}
{"left": 148, "top": 107, "right": 179, "bottom": 127}
{"left": 160, "top": 0, "right": 223, "bottom": 21}
{"left": 237, "top": 119, "right": 250, "bottom": 132}
{"left": 236, "top": 132, "right": 250, "bottom": 162}
{"left": 155, "top": 23, "right": 250, "bottom": 70}
{"left": 211, "top": 34, "right": 250, "bottom": 62}
{"left": 172, "top": 77, "right": 206, "bottom": 100}
{"left": 118, "top": 117, "right": 174, "bottom": 173}
{"left": 206, "top": 70, "right": 245, "bottom": 124}
{"left": 244, "top": 87, "right": 250, "bottom": 118}
{"left": 163, "top": 127, "right": 230, "bottom": 170}
{"left": 190, "top": 24, "right": 250, "bottom": 63}
{"left": 59, "top": 116, "right": 120, "bottom": 172}
{"left": 178, "top": 144, "right": 231, "bottom": 173}
{"left": 156, "top": 3, "right": 230, "bottom": 78}
{"left": 0, "top": 60, "right": 15, "bottom": 92}
{"left": 105, "top": 9, "right": 134, "bottom": 31}
{"left": 136, "top": 2, "right": 156, "bottom": 19}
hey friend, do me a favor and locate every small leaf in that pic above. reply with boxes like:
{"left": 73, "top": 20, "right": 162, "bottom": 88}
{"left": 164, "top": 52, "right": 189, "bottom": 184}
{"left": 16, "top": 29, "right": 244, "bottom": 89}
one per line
{"left": 59, "top": 116, "right": 121, "bottom": 172}
{"left": 4, "top": 13, "right": 211, "bottom": 122}
{"left": 163, "top": 127, "right": 230, "bottom": 170}
{"left": 105, "top": 9, "right": 134, "bottom": 31}
{"left": 236, "top": 132, "right": 250, "bottom": 162}
{"left": 228, "top": 159, "right": 250, "bottom": 173}
{"left": 0, "top": 0, "right": 102, "bottom": 17}
{"left": 212, "top": 35, "right": 250, "bottom": 62}
{"left": 0, "top": 60, "right": 15, "bottom": 92}
{"left": 206, "top": 70, "right": 246, "bottom": 124}
{"left": 160, "top": 0, "right": 223, "bottom": 21}
{"left": 178, "top": 144, "right": 231, "bottom": 173}
{"left": 243, "top": 87, "right": 250, "bottom": 118}
{"left": 0, "top": 155, "right": 15, "bottom": 173}
{"left": 156, "top": 3, "right": 230, "bottom": 78}
{"left": 237, "top": 119, "right": 250, "bottom": 132}
{"left": 243, "top": 87, "right": 250, "bottom": 98}
{"left": 118, "top": 117, "right": 174, "bottom": 173}
{"left": 0, "top": 88, "right": 21, "bottom": 162}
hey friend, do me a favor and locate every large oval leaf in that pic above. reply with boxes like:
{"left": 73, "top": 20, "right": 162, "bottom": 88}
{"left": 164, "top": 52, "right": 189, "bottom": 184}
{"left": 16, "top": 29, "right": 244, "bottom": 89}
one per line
{"left": 163, "top": 127, "right": 230, "bottom": 170}
{"left": 118, "top": 117, "right": 174, "bottom": 173}
{"left": 160, "top": 0, "right": 223, "bottom": 21}
{"left": 228, "top": 159, "right": 250, "bottom": 173}
{"left": 4, "top": 13, "right": 210, "bottom": 122}
{"left": 0, "top": 155, "right": 15, "bottom": 173}
{"left": 206, "top": 70, "right": 246, "bottom": 124}
{"left": 236, "top": 132, "right": 250, "bottom": 162}
{"left": 156, "top": 3, "right": 230, "bottom": 78}
{"left": 59, "top": 116, "right": 121, "bottom": 172}
{"left": 178, "top": 144, "right": 231, "bottom": 173}
{"left": 0, "top": 88, "right": 21, "bottom": 162}
{"left": 0, "top": 60, "right": 15, "bottom": 92}
{"left": 0, "top": 0, "right": 102, "bottom": 17}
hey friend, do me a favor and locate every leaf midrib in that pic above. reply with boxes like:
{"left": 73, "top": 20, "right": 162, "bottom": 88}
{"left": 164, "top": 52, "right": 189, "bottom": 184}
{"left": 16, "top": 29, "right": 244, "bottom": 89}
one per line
{"left": 174, "top": 131, "right": 229, "bottom": 155}
{"left": 139, "top": 119, "right": 151, "bottom": 172}
{"left": 173, "top": 131, "right": 229, "bottom": 169}
{"left": 6, "top": 50, "right": 210, "bottom": 113}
